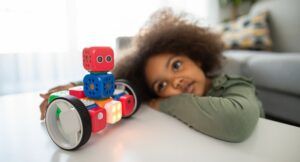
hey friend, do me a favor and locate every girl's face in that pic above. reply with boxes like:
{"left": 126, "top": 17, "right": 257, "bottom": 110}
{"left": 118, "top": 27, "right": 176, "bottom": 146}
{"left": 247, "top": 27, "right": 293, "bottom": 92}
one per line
{"left": 145, "top": 53, "right": 211, "bottom": 98}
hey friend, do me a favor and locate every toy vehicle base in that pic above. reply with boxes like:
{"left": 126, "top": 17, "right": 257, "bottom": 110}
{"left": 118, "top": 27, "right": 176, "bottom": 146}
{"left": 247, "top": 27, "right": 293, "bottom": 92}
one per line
{"left": 45, "top": 96, "right": 91, "bottom": 150}
{"left": 45, "top": 79, "right": 141, "bottom": 150}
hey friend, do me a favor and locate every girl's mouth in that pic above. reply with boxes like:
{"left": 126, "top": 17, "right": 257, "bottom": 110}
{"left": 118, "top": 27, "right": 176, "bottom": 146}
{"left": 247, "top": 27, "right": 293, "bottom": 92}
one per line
{"left": 184, "top": 81, "right": 195, "bottom": 93}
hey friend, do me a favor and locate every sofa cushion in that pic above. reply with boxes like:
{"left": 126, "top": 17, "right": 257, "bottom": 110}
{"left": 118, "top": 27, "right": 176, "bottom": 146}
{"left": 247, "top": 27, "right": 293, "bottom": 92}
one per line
{"left": 222, "top": 50, "right": 256, "bottom": 75}
{"left": 223, "top": 50, "right": 300, "bottom": 96}
{"left": 242, "top": 52, "right": 300, "bottom": 96}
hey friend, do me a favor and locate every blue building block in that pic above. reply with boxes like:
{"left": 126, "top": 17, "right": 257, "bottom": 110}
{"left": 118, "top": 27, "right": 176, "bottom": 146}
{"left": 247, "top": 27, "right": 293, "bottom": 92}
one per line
{"left": 83, "top": 73, "right": 115, "bottom": 99}
{"left": 86, "top": 104, "right": 98, "bottom": 110}
{"left": 112, "top": 92, "right": 125, "bottom": 100}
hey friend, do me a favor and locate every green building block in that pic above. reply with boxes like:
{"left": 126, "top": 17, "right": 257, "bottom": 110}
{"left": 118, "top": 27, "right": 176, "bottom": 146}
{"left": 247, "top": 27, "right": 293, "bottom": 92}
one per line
{"left": 48, "top": 90, "right": 69, "bottom": 103}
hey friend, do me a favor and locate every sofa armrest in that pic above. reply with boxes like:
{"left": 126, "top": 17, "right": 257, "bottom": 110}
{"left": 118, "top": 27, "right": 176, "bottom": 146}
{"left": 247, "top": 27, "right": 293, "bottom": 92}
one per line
{"left": 243, "top": 53, "right": 300, "bottom": 96}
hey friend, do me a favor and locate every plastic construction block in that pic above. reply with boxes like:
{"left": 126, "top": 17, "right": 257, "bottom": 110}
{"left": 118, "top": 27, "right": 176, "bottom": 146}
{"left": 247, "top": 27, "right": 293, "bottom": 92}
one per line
{"left": 80, "top": 98, "right": 97, "bottom": 110}
{"left": 69, "top": 86, "right": 86, "bottom": 99}
{"left": 86, "top": 104, "right": 98, "bottom": 110}
{"left": 48, "top": 90, "right": 69, "bottom": 103}
{"left": 112, "top": 89, "right": 125, "bottom": 100}
{"left": 93, "top": 97, "right": 113, "bottom": 108}
{"left": 88, "top": 107, "right": 107, "bottom": 133}
{"left": 119, "top": 94, "right": 135, "bottom": 117}
{"left": 83, "top": 73, "right": 115, "bottom": 99}
{"left": 83, "top": 46, "right": 114, "bottom": 72}
{"left": 104, "top": 100, "right": 122, "bottom": 124}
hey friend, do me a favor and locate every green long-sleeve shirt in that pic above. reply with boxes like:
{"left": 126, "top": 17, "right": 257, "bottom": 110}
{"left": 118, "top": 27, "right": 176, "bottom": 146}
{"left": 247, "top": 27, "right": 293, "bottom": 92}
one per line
{"left": 159, "top": 74, "right": 264, "bottom": 142}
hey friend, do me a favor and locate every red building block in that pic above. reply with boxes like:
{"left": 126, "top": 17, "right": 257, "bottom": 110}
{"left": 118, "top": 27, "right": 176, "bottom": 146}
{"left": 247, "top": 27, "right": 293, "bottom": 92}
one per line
{"left": 119, "top": 94, "right": 135, "bottom": 117}
{"left": 69, "top": 86, "right": 86, "bottom": 99}
{"left": 83, "top": 47, "right": 114, "bottom": 72}
{"left": 88, "top": 107, "right": 107, "bottom": 133}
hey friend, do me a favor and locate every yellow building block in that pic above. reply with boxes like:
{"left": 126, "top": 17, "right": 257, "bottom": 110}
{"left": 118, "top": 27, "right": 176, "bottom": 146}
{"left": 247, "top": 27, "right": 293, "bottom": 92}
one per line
{"left": 92, "top": 97, "right": 113, "bottom": 108}
{"left": 104, "top": 100, "right": 122, "bottom": 124}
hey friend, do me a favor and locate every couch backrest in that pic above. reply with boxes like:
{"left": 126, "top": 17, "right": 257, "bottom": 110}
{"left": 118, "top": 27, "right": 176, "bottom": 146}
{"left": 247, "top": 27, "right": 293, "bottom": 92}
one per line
{"left": 250, "top": 0, "right": 300, "bottom": 53}
{"left": 116, "top": 0, "right": 300, "bottom": 53}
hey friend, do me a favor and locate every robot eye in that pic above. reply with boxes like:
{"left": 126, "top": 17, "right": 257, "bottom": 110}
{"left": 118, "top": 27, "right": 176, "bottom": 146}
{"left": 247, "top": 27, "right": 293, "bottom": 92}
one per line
{"left": 97, "top": 56, "right": 103, "bottom": 63}
{"left": 106, "top": 56, "right": 112, "bottom": 62}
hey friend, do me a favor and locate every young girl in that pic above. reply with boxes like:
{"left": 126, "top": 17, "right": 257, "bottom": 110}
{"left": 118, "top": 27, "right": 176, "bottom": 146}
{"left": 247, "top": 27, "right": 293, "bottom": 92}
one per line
{"left": 40, "top": 8, "right": 264, "bottom": 142}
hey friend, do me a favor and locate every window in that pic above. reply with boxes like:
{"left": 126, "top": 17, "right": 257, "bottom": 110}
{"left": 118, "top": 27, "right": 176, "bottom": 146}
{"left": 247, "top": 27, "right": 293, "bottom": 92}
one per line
{"left": 0, "top": 0, "right": 208, "bottom": 54}
{"left": 0, "top": 0, "right": 68, "bottom": 53}
{"left": 0, "top": 0, "right": 209, "bottom": 95}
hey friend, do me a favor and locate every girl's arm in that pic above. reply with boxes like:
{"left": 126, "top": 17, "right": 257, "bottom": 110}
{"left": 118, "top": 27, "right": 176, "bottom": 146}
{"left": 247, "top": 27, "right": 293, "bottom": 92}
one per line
{"left": 158, "top": 77, "right": 263, "bottom": 142}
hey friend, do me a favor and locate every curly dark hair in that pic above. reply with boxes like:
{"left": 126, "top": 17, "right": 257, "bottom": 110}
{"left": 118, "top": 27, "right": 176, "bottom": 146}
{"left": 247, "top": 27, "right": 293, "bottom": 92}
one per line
{"left": 113, "top": 8, "right": 224, "bottom": 102}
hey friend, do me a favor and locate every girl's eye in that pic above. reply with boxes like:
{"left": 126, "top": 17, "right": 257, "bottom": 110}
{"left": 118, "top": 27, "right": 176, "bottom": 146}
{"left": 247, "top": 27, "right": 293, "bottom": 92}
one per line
{"left": 172, "top": 60, "right": 182, "bottom": 71}
{"left": 157, "top": 82, "right": 167, "bottom": 92}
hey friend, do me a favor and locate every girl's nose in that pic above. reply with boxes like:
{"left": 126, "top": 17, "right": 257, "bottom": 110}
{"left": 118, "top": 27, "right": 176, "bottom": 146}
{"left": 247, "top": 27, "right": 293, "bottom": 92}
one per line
{"left": 172, "top": 77, "right": 184, "bottom": 89}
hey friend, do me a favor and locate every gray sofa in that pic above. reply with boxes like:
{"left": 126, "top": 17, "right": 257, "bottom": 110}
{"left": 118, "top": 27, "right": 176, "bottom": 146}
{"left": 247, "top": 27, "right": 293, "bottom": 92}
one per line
{"left": 116, "top": 0, "right": 300, "bottom": 127}
{"left": 223, "top": 0, "right": 300, "bottom": 127}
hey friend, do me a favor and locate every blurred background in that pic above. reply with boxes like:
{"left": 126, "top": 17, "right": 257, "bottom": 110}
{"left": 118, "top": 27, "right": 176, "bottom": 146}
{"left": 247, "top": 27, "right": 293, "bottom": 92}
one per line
{"left": 1, "top": 0, "right": 300, "bottom": 126}
{"left": 0, "top": 0, "right": 221, "bottom": 95}
{"left": 0, "top": 0, "right": 298, "bottom": 96}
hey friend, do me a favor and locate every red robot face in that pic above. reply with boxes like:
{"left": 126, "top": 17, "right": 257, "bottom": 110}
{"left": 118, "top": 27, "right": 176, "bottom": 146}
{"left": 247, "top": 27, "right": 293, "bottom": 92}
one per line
{"left": 83, "top": 47, "right": 114, "bottom": 72}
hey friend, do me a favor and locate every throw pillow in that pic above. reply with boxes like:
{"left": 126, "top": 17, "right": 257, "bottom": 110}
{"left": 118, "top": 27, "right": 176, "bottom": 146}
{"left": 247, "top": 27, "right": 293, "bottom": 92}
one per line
{"left": 216, "top": 11, "right": 272, "bottom": 50}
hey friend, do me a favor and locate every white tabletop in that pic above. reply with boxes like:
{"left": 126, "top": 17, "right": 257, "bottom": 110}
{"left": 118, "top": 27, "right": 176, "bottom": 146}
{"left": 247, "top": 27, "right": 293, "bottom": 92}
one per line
{"left": 0, "top": 92, "right": 299, "bottom": 162}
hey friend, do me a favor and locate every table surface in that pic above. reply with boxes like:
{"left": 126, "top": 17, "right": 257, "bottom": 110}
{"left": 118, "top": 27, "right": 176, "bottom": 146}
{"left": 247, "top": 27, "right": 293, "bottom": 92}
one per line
{"left": 0, "top": 92, "right": 300, "bottom": 162}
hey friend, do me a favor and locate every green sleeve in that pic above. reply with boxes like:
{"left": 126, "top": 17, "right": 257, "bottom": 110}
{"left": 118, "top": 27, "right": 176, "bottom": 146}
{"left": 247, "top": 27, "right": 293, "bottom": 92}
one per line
{"left": 159, "top": 80, "right": 262, "bottom": 142}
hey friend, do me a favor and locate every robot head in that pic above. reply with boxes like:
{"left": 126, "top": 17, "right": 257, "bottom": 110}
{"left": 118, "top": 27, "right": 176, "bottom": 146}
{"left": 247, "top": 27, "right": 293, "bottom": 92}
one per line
{"left": 83, "top": 47, "right": 114, "bottom": 72}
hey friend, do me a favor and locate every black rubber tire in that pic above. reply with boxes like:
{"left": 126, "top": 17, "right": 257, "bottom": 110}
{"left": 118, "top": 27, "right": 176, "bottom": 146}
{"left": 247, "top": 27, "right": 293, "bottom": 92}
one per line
{"left": 45, "top": 95, "right": 92, "bottom": 151}
{"left": 115, "top": 79, "right": 142, "bottom": 118}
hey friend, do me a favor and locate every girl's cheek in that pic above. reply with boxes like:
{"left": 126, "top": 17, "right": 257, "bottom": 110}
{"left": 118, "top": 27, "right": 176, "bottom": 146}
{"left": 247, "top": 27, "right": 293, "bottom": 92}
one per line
{"left": 163, "top": 87, "right": 181, "bottom": 97}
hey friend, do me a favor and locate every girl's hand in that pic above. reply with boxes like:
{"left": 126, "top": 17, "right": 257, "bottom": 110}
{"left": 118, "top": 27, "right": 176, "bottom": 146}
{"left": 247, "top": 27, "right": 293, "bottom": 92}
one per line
{"left": 39, "top": 83, "right": 76, "bottom": 120}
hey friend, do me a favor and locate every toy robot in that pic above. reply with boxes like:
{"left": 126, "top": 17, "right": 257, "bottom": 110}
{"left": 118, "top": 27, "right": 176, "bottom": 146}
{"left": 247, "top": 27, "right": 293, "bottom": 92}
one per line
{"left": 45, "top": 47, "right": 141, "bottom": 150}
